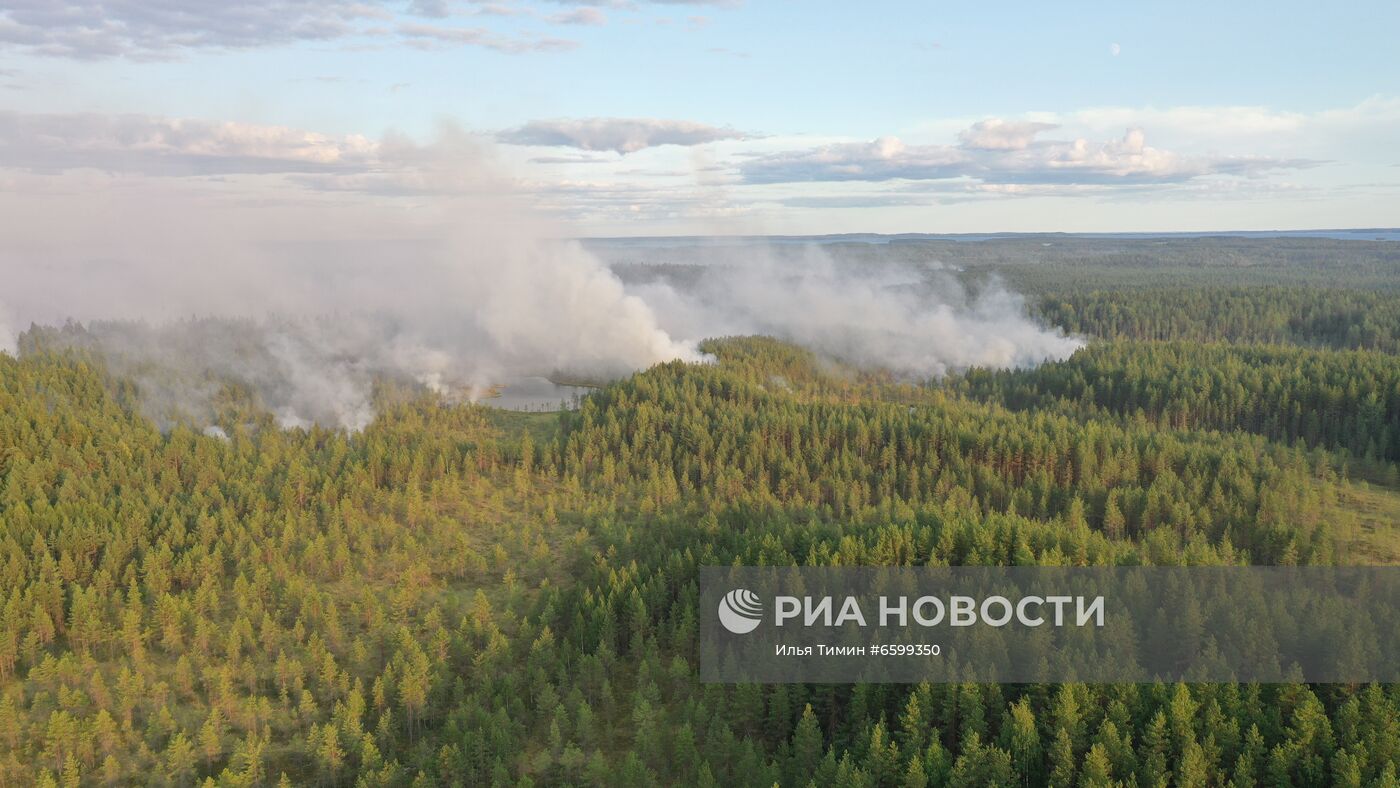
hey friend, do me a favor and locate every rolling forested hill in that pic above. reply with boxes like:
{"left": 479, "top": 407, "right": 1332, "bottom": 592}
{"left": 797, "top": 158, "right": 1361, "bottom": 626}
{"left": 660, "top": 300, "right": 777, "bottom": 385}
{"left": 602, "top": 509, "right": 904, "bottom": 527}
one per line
{"left": 2, "top": 239, "right": 1399, "bottom": 786}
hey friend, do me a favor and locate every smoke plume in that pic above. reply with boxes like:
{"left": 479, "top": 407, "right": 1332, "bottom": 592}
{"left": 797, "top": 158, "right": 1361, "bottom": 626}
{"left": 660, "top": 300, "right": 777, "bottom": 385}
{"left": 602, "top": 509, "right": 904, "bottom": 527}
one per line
{"left": 617, "top": 246, "right": 1081, "bottom": 377}
{"left": 0, "top": 130, "right": 701, "bottom": 429}
{"left": 0, "top": 128, "right": 1078, "bottom": 430}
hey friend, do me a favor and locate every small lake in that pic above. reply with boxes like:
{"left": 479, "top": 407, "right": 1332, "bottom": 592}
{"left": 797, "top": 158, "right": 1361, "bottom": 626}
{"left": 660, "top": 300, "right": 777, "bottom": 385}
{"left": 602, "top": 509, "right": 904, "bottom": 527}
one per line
{"left": 486, "top": 377, "right": 593, "bottom": 412}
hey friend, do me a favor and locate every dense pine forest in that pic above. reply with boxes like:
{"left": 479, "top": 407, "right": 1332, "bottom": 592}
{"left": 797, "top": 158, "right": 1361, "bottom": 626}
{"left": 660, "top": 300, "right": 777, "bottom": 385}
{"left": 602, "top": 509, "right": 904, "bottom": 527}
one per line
{"left": 3, "top": 239, "right": 1400, "bottom": 786}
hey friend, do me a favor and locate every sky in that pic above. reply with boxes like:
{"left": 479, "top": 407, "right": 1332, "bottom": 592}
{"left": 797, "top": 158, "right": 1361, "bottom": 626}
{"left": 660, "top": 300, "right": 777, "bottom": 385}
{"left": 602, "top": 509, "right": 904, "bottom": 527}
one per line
{"left": 1, "top": 0, "right": 1398, "bottom": 236}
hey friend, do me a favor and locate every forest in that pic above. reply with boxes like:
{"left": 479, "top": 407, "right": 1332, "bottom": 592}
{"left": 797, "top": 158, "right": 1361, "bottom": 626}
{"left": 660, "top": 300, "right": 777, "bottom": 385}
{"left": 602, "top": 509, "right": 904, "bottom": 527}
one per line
{"left": 1, "top": 237, "right": 1399, "bottom": 786}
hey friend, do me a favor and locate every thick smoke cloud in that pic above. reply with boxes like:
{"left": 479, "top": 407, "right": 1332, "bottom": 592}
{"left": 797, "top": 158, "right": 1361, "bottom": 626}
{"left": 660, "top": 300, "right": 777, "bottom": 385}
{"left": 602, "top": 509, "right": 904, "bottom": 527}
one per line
{"left": 8, "top": 235, "right": 699, "bottom": 429}
{"left": 0, "top": 130, "right": 700, "bottom": 428}
{"left": 618, "top": 247, "right": 1083, "bottom": 377}
{"left": 0, "top": 128, "right": 1079, "bottom": 430}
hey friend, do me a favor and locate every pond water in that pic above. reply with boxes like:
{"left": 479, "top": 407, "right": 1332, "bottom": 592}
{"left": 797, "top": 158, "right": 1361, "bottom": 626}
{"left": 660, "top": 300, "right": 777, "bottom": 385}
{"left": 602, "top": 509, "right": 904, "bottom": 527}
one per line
{"left": 485, "top": 377, "right": 593, "bottom": 412}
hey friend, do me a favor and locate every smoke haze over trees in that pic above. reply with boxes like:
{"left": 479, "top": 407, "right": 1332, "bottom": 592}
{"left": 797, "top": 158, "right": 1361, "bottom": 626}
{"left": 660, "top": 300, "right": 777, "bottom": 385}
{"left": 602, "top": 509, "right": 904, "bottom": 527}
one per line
{"left": 0, "top": 132, "right": 1080, "bottom": 430}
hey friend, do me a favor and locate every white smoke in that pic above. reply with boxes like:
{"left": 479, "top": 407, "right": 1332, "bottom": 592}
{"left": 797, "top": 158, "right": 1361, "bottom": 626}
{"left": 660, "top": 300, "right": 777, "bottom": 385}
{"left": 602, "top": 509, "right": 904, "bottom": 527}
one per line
{"left": 0, "top": 127, "right": 1076, "bottom": 430}
{"left": 0, "top": 130, "right": 702, "bottom": 429}
{"left": 11, "top": 238, "right": 702, "bottom": 430}
{"left": 621, "top": 246, "right": 1082, "bottom": 377}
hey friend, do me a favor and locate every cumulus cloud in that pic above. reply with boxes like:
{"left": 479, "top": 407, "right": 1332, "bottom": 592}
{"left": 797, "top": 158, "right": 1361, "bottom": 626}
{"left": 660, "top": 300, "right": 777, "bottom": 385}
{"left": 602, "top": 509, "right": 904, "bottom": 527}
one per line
{"left": 743, "top": 136, "right": 966, "bottom": 182}
{"left": 0, "top": 110, "right": 575, "bottom": 198}
{"left": 742, "top": 122, "right": 1315, "bottom": 185}
{"left": 0, "top": 100, "right": 1381, "bottom": 244}
{"left": 958, "top": 119, "right": 1058, "bottom": 151}
{"left": 0, "top": 111, "right": 378, "bottom": 175}
{"left": 500, "top": 117, "right": 746, "bottom": 154}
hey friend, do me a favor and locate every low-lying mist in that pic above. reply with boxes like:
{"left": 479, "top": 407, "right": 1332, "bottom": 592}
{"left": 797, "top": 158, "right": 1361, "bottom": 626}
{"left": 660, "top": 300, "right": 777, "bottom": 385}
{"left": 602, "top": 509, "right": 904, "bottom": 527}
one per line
{"left": 0, "top": 131, "right": 1080, "bottom": 431}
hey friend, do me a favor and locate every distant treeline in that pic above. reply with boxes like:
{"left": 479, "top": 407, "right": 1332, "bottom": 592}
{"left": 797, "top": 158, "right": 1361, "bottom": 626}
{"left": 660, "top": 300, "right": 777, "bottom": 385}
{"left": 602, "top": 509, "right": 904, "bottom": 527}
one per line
{"left": 950, "top": 341, "right": 1400, "bottom": 463}
{"left": 1038, "top": 288, "right": 1400, "bottom": 352}
{"left": 970, "top": 237, "right": 1400, "bottom": 292}
{"left": 601, "top": 237, "right": 1400, "bottom": 293}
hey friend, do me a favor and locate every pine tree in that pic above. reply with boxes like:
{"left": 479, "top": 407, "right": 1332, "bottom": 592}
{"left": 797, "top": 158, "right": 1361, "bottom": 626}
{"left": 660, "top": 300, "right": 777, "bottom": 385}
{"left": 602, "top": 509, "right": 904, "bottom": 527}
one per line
{"left": 164, "top": 732, "right": 197, "bottom": 784}
{"left": 1078, "top": 743, "right": 1113, "bottom": 787}
{"left": 1003, "top": 697, "right": 1041, "bottom": 786}
{"left": 1048, "top": 728, "right": 1077, "bottom": 787}
{"left": 790, "top": 704, "right": 824, "bottom": 784}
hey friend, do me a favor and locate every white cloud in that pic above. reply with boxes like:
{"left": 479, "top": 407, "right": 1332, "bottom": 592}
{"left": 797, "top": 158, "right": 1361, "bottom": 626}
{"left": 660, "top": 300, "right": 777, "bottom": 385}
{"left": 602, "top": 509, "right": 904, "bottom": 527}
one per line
{"left": 1, "top": 99, "right": 1392, "bottom": 236}
{"left": 548, "top": 8, "right": 607, "bottom": 25}
{"left": 0, "top": 0, "right": 586, "bottom": 59}
{"left": 397, "top": 23, "right": 578, "bottom": 52}
{"left": 0, "top": 0, "right": 377, "bottom": 59}
{"left": 741, "top": 122, "right": 1316, "bottom": 186}
{"left": 958, "top": 119, "right": 1059, "bottom": 151}
{"left": 529, "top": 153, "right": 612, "bottom": 164}
{"left": 0, "top": 111, "right": 378, "bottom": 175}
{"left": 742, "top": 136, "right": 966, "bottom": 182}
{"left": 408, "top": 0, "right": 451, "bottom": 17}
{"left": 1068, "top": 105, "right": 1309, "bottom": 138}
{"left": 1059, "top": 97, "right": 1400, "bottom": 157}
{"left": 499, "top": 117, "right": 746, "bottom": 154}
{"left": 543, "top": 0, "right": 740, "bottom": 6}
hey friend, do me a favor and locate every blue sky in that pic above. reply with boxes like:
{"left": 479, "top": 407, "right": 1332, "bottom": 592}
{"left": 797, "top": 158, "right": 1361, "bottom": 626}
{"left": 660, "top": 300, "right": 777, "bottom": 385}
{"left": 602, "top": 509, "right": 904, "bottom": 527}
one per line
{"left": 1, "top": 0, "right": 1398, "bottom": 235}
